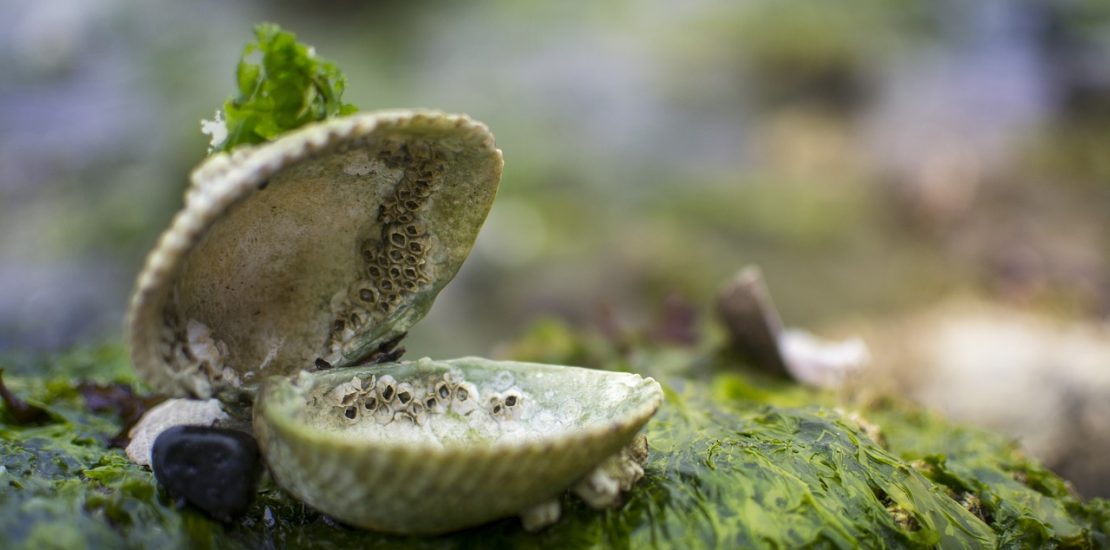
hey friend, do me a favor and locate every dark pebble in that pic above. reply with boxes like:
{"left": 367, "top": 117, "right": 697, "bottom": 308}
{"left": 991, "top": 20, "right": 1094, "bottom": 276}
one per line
{"left": 152, "top": 425, "right": 261, "bottom": 522}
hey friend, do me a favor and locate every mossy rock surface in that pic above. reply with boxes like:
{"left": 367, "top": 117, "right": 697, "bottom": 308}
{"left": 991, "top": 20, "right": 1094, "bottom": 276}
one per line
{"left": 1, "top": 337, "right": 1108, "bottom": 549}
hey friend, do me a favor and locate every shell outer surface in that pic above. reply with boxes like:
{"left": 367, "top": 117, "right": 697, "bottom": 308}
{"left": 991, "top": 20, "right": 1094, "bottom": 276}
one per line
{"left": 253, "top": 357, "right": 664, "bottom": 534}
{"left": 127, "top": 111, "right": 502, "bottom": 399}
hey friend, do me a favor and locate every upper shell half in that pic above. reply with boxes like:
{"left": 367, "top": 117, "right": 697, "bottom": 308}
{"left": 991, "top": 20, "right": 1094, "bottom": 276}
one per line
{"left": 127, "top": 111, "right": 502, "bottom": 398}
{"left": 253, "top": 357, "right": 663, "bottom": 534}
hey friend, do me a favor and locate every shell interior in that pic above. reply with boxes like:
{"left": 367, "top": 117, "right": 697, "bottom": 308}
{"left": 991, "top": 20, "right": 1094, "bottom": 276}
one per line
{"left": 253, "top": 358, "right": 663, "bottom": 534}
{"left": 127, "top": 111, "right": 502, "bottom": 398}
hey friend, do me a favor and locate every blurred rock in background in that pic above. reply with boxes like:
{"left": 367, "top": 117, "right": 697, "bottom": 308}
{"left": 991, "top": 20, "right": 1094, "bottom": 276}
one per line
{"left": 863, "top": 299, "right": 1110, "bottom": 499}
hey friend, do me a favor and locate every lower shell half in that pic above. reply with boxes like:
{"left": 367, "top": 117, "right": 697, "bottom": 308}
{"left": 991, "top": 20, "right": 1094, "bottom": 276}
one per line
{"left": 253, "top": 357, "right": 663, "bottom": 534}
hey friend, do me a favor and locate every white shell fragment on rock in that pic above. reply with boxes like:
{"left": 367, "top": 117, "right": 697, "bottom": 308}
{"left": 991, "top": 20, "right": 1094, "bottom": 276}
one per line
{"left": 780, "top": 329, "right": 870, "bottom": 389}
{"left": 571, "top": 432, "right": 649, "bottom": 509}
{"left": 519, "top": 499, "right": 562, "bottom": 532}
{"left": 253, "top": 357, "right": 663, "bottom": 535}
{"left": 718, "top": 265, "right": 870, "bottom": 389}
{"left": 125, "top": 398, "right": 229, "bottom": 466}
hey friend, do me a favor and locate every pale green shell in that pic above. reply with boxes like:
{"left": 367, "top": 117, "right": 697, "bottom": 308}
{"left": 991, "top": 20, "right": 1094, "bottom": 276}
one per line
{"left": 253, "top": 357, "right": 663, "bottom": 534}
{"left": 127, "top": 111, "right": 502, "bottom": 398}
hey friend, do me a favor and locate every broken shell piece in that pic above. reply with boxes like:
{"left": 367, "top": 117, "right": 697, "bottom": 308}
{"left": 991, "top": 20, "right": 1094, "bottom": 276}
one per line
{"left": 779, "top": 329, "right": 869, "bottom": 389}
{"left": 127, "top": 111, "right": 503, "bottom": 398}
{"left": 571, "top": 433, "right": 649, "bottom": 509}
{"left": 253, "top": 357, "right": 662, "bottom": 535}
{"left": 519, "top": 499, "right": 561, "bottom": 532}
{"left": 718, "top": 265, "right": 870, "bottom": 389}
{"left": 125, "top": 398, "right": 229, "bottom": 466}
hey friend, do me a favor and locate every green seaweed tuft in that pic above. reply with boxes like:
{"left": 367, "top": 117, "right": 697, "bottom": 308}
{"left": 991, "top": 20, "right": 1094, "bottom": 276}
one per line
{"left": 207, "top": 23, "right": 358, "bottom": 153}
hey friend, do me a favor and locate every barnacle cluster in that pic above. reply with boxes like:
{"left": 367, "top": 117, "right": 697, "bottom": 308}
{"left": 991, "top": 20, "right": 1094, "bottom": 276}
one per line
{"left": 487, "top": 389, "right": 525, "bottom": 420}
{"left": 323, "top": 371, "right": 496, "bottom": 427}
{"left": 158, "top": 311, "right": 241, "bottom": 397}
{"left": 324, "top": 136, "right": 448, "bottom": 362}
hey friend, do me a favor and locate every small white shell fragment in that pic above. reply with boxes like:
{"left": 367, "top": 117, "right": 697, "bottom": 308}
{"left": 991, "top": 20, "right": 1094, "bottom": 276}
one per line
{"left": 779, "top": 329, "right": 870, "bottom": 389}
{"left": 199, "top": 110, "right": 227, "bottom": 152}
{"left": 125, "top": 398, "right": 229, "bottom": 466}
{"left": 572, "top": 433, "right": 649, "bottom": 509}
{"left": 519, "top": 499, "right": 561, "bottom": 532}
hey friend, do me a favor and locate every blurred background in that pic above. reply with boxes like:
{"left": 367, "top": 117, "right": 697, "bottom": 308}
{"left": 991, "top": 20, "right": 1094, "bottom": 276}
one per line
{"left": 1, "top": 1, "right": 1108, "bottom": 494}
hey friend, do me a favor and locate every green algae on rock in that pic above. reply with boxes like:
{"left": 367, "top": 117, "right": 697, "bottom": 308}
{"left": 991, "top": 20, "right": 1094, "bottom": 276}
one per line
{"left": 2, "top": 344, "right": 1109, "bottom": 548}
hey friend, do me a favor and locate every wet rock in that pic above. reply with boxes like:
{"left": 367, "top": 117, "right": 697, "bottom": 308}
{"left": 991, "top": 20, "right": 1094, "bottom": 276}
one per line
{"left": 151, "top": 425, "right": 261, "bottom": 521}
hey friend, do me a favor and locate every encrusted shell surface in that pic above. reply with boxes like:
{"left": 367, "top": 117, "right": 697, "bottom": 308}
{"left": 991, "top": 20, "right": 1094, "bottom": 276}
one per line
{"left": 127, "top": 111, "right": 502, "bottom": 398}
{"left": 253, "top": 357, "right": 663, "bottom": 534}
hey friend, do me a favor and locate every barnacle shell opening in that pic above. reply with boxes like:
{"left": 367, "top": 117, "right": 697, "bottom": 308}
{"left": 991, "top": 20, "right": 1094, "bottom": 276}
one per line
{"left": 253, "top": 357, "right": 663, "bottom": 534}
{"left": 127, "top": 111, "right": 502, "bottom": 398}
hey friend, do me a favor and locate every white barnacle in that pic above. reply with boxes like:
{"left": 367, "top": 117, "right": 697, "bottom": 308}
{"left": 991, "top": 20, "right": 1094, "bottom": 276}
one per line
{"left": 374, "top": 402, "right": 394, "bottom": 424}
{"left": 377, "top": 375, "right": 398, "bottom": 403}
{"left": 395, "top": 382, "right": 415, "bottom": 407}
{"left": 571, "top": 434, "right": 648, "bottom": 509}
{"left": 434, "top": 380, "right": 452, "bottom": 401}
{"left": 339, "top": 404, "right": 360, "bottom": 423}
{"left": 360, "top": 374, "right": 377, "bottom": 395}
{"left": 362, "top": 393, "right": 380, "bottom": 414}
{"left": 520, "top": 499, "right": 561, "bottom": 532}
{"left": 502, "top": 389, "right": 525, "bottom": 420}
{"left": 350, "top": 281, "right": 379, "bottom": 310}
{"left": 492, "top": 371, "right": 514, "bottom": 391}
{"left": 488, "top": 393, "right": 506, "bottom": 418}
{"left": 408, "top": 401, "right": 427, "bottom": 425}
{"left": 451, "top": 381, "right": 480, "bottom": 415}
{"left": 327, "top": 376, "right": 363, "bottom": 406}
{"left": 421, "top": 391, "right": 442, "bottom": 413}
{"left": 443, "top": 372, "right": 462, "bottom": 390}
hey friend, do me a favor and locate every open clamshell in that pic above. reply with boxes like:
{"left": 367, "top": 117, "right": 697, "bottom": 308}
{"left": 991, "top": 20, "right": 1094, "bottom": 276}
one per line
{"left": 127, "top": 110, "right": 663, "bottom": 534}
{"left": 255, "top": 358, "right": 661, "bottom": 534}
{"left": 128, "top": 111, "right": 501, "bottom": 399}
